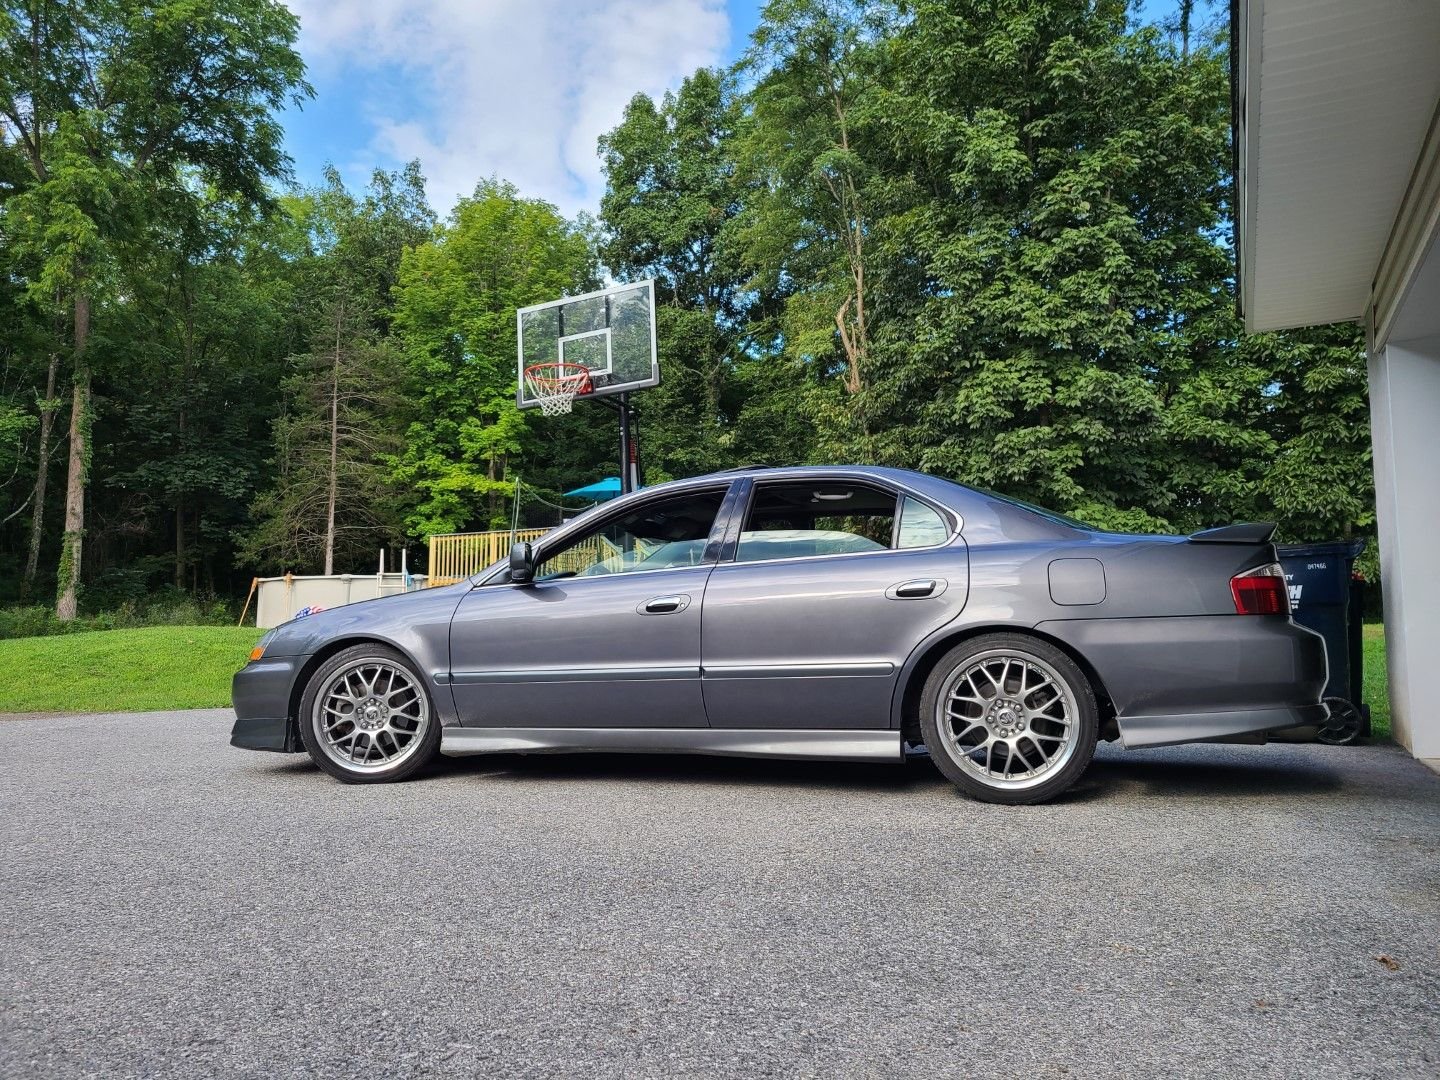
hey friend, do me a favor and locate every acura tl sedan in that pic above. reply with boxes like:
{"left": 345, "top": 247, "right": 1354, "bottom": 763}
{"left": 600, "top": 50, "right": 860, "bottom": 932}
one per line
{"left": 231, "top": 466, "right": 1328, "bottom": 804}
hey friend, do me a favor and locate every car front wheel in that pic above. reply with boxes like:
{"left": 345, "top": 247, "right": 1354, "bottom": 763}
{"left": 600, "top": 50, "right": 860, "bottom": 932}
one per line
{"left": 919, "top": 634, "right": 1098, "bottom": 805}
{"left": 298, "top": 644, "right": 440, "bottom": 784}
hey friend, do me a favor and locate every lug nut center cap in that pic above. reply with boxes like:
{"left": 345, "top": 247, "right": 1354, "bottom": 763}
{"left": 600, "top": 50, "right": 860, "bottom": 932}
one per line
{"left": 988, "top": 697, "right": 1025, "bottom": 737}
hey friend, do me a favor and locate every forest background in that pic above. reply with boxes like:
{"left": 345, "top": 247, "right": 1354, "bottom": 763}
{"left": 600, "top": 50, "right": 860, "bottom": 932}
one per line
{"left": 0, "top": 0, "right": 1374, "bottom": 626}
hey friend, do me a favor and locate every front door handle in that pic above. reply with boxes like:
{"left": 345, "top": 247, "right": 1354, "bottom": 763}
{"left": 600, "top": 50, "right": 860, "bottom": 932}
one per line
{"left": 887, "top": 578, "right": 946, "bottom": 600}
{"left": 639, "top": 594, "right": 691, "bottom": 615}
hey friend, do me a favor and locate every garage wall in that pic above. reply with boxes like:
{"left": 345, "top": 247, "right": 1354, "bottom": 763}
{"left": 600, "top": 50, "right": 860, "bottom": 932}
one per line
{"left": 1368, "top": 330, "right": 1440, "bottom": 761}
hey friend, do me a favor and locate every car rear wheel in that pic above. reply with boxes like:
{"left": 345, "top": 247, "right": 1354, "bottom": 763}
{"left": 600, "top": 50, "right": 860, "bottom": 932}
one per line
{"left": 919, "top": 634, "right": 1098, "bottom": 805}
{"left": 299, "top": 644, "right": 440, "bottom": 784}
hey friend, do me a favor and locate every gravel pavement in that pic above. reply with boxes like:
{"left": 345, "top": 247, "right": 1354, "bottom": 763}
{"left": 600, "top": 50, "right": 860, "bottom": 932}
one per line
{"left": 1, "top": 709, "right": 1437, "bottom": 1079}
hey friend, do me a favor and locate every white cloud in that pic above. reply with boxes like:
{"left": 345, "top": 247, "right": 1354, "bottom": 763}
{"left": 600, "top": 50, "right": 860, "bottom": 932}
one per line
{"left": 288, "top": 0, "right": 730, "bottom": 217}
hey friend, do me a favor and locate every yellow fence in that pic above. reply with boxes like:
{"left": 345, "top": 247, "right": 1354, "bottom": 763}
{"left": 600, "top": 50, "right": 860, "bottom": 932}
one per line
{"left": 427, "top": 529, "right": 626, "bottom": 585}
{"left": 427, "top": 528, "right": 550, "bottom": 586}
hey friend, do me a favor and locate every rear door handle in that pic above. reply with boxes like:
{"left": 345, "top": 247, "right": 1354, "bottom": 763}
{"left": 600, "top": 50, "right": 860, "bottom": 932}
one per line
{"left": 887, "top": 578, "right": 945, "bottom": 600}
{"left": 639, "top": 594, "right": 690, "bottom": 615}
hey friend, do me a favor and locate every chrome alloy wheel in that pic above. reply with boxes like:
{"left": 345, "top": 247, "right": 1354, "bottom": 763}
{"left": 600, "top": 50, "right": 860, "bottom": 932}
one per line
{"left": 311, "top": 658, "right": 430, "bottom": 773}
{"left": 935, "top": 650, "right": 1079, "bottom": 791}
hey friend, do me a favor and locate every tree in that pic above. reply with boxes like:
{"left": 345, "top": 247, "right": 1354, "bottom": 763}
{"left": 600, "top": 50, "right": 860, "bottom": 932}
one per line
{"left": 0, "top": 326, "right": 41, "bottom": 538}
{"left": 1248, "top": 323, "right": 1373, "bottom": 543}
{"left": 819, "top": 1, "right": 1206, "bottom": 528}
{"left": 392, "top": 180, "right": 595, "bottom": 537}
{"left": 0, "top": 0, "right": 308, "bottom": 618}
{"left": 245, "top": 300, "right": 406, "bottom": 574}
{"left": 735, "top": 0, "right": 896, "bottom": 422}
{"left": 242, "top": 166, "right": 434, "bottom": 574}
{"left": 599, "top": 69, "right": 808, "bottom": 480}
{"left": 100, "top": 192, "right": 300, "bottom": 592}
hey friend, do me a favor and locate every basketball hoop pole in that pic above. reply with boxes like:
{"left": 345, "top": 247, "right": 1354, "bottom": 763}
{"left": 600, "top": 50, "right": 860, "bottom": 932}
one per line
{"left": 618, "top": 392, "right": 635, "bottom": 494}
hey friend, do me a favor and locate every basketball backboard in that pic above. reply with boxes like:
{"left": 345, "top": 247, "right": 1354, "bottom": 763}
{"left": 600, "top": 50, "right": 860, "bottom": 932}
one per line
{"left": 516, "top": 279, "right": 659, "bottom": 410}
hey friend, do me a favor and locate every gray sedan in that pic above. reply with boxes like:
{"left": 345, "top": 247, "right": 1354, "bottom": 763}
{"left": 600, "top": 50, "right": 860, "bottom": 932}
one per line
{"left": 231, "top": 466, "right": 1328, "bottom": 804}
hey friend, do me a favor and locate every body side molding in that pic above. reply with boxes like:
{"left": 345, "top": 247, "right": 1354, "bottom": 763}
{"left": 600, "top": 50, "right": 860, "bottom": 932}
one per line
{"left": 701, "top": 661, "right": 894, "bottom": 680}
{"left": 440, "top": 727, "right": 904, "bottom": 762}
{"left": 450, "top": 664, "right": 698, "bottom": 684}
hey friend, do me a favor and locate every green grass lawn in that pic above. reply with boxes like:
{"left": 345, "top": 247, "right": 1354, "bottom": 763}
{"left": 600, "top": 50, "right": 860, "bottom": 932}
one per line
{"left": 0, "top": 625, "right": 262, "bottom": 714}
{"left": 1362, "top": 623, "right": 1391, "bottom": 741}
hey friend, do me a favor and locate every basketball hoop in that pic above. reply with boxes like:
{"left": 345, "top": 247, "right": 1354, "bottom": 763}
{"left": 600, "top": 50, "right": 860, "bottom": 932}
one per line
{"left": 524, "top": 362, "right": 592, "bottom": 416}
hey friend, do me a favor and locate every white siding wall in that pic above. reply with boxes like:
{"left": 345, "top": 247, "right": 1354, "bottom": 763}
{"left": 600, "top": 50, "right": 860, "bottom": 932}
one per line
{"left": 1368, "top": 330, "right": 1440, "bottom": 761}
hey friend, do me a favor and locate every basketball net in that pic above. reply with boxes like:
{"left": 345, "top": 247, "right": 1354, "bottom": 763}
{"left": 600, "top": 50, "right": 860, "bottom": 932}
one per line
{"left": 524, "top": 362, "right": 592, "bottom": 417}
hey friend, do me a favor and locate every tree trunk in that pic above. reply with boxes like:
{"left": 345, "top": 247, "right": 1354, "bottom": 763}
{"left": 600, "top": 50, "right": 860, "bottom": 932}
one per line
{"left": 175, "top": 500, "right": 185, "bottom": 590}
{"left": 828, "top": 80, "right": 868, "bottom": 398}
{"left": 56, "top": 294, "right": 91, "bottom": 622}
{"left": 323, "top": 309, "right": 341, "bottom": 576}
{"left": 487, "top": 455, "right": 497, "bottom": 525}
{"left": 22, "top": 349, "right": 61, "bottom": 597}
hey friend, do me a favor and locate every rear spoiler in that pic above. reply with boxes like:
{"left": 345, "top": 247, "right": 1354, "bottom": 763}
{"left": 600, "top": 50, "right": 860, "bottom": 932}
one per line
{"left": 1188, "top": 522, "right": 1277, "bottom": 544}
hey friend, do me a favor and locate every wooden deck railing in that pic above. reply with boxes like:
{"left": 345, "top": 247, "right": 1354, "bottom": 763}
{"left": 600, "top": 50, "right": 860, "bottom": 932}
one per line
{"left": 427, "top": 529, "right": 636, "bottom": 586}
{"left": 427, "top": 528, "right": 550, "bottom": 586}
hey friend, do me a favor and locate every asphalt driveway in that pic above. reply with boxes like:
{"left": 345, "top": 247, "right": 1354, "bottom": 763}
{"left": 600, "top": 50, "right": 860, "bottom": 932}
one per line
{"left": 1, "top": 710, "right": 1437, "bottom": 1079}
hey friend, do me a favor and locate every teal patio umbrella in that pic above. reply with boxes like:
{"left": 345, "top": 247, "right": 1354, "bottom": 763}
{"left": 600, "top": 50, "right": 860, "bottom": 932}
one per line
{"left": 563, "top": 477, "right": 624, "bottom": 502}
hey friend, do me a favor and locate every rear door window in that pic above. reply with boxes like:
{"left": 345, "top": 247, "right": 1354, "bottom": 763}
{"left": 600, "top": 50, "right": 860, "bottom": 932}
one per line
{"left": 736, "top": 481, "right": 947, "bottom": 562}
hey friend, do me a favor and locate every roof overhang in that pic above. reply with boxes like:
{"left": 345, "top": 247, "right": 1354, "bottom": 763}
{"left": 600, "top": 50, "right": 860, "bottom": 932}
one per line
{"left": 1234, "top": 0, "right": 1440, "bottom": 341}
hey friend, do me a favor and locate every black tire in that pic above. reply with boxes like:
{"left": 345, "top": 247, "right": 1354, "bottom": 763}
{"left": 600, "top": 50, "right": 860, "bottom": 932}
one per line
{"left": 298, "top": 643, "right": 441, "bottom": 784}
{"left": 1316, "top": 697, "right": 1365, "bottom": 746}
{"left": 919, "top": 633, "right": 1099, "bottom": 805}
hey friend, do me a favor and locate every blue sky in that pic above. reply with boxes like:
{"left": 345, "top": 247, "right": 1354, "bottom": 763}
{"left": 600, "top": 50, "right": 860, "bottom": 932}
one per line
{"left": 280, "top": 0, "right": 765, "bottom": 218}
{"left": 280, "top": 0, "right": 1184, "bottom": 219}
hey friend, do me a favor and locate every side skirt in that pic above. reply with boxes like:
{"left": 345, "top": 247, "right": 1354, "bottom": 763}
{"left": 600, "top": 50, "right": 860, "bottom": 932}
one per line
{"left": 440, "top": 727, "right": 904, "bottom": 763}
{"left": 1116, "top": 703, "right": 1329, "bottom": 749}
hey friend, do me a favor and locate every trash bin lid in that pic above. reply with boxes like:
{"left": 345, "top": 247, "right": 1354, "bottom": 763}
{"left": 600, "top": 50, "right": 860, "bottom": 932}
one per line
{"left": 1274, "top": 538, "right": 1366, "bottom": 561}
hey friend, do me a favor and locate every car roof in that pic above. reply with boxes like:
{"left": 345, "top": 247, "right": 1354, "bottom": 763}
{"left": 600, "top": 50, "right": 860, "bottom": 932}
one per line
{"left": 645, "top": 465, "right": 1085, "bottom": 543}
{"left": 684, "top": 463, "right": 937, "bottom": 488}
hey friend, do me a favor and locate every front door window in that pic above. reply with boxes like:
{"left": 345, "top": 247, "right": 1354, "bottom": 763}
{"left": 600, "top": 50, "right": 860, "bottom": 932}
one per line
{"left": 536, "top": 489, "right": 726, "bottom": 580}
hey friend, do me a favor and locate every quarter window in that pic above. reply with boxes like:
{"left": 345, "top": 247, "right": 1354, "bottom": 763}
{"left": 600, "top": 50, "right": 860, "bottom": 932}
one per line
{"left": 534, "top": 489, "right": 726, "bottom": 580}
{"left": 897, "top": 496, "right": 950, "bottom": 548}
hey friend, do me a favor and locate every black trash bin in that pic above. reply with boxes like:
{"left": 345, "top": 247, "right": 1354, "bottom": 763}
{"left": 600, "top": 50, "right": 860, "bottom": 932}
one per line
{"left": 1276, "top": 539, "right": 1368, "bottom": 744}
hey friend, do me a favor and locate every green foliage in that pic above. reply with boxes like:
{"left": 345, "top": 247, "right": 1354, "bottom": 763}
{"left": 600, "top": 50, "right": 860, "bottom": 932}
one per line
{"left": 599, "top": 68, "right": 813, "bottom": 478}
{"left": 0, "top": 593, "right": 232, "bottom": 640}
{"left": 1247, "top": 323, "right": 1373, "bottom": 542}
{"left": 858, "top": 3, "right": 1202, "bottom": 512}
{"left": 241, "top": 166, "right": 431, "bottom": 573}
{"left": 0, "top": 0, "right": 310, "bottom": 615}
{"left": 735, "top": 0, "right": 897, "bottom": 407}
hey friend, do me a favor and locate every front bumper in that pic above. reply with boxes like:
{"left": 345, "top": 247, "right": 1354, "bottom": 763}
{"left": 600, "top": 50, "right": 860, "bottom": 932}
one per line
{"left": 230, "top": 656, "right": 306, "bottom": 753}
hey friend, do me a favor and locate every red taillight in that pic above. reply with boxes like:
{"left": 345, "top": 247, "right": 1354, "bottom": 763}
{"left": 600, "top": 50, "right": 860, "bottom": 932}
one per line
{"left": 1231, "top": 562, "right": 1289, "bottom": 615}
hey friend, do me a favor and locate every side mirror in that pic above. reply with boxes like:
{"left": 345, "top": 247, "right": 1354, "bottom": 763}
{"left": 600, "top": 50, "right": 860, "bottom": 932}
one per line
{"left": 509, "top": 541, "right": 535, "bottom": 584}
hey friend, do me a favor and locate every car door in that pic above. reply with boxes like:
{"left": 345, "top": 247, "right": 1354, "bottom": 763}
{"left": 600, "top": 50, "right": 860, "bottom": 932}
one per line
{"left": 700, "top": 477, "right": 969, "bottom": 730}
{"left": 448, "top": 483, "right": 738, "bottom": 729}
